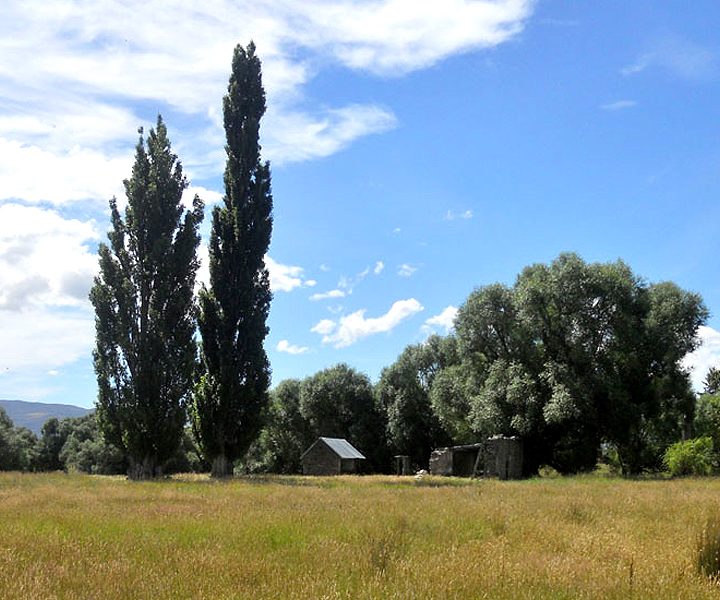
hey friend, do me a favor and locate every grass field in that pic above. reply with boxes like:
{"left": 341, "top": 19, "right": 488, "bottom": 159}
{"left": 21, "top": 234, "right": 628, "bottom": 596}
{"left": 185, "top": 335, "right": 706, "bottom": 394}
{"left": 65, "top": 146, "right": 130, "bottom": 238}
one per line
{"left": 1, "top": 472, "right": 720, "bottom": 599}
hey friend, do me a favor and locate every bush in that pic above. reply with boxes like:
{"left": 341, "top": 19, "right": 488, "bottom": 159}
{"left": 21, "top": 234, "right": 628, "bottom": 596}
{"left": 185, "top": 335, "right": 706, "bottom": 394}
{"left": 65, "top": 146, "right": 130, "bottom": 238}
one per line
{"left": 663, "top": 437, "right": 714, "bottom": 477}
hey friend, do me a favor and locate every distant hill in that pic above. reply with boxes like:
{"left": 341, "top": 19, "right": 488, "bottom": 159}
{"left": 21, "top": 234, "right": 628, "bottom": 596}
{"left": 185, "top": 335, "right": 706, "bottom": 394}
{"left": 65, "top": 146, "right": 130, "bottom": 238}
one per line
{"left": 0, "top": 400, "right": 93, "bottom": 435}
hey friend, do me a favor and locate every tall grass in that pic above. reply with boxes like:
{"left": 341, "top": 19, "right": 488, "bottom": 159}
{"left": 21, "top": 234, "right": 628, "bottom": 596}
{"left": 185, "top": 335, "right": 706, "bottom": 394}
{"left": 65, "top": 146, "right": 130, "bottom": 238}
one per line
{"left": 696, "top": 512, "right": 720, "bottom": 580}
{"left": 0, "top": 472, "right": 719, "bottom": 598}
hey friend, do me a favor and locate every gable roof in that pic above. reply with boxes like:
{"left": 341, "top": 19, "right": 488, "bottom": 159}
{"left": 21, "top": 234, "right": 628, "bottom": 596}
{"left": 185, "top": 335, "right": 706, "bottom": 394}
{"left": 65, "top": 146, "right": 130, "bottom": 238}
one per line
{"left": 301, "top": 437, "right": 366, "bottom": 460}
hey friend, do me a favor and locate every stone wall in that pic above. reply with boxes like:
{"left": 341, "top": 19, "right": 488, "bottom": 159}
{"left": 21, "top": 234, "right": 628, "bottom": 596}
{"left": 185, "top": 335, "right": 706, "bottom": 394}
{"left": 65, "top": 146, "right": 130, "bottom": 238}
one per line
{"left": 483, "top": 436, "right": 523, "bottom": 480}
{"left": 428, "top": 437, "right": 523, "bottom": 479}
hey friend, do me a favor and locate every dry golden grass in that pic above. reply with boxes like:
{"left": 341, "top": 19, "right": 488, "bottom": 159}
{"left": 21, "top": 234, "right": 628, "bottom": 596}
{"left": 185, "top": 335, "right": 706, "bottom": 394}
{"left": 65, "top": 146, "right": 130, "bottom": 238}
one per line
{"left": 1, "top": 472, "right": 719, "bottom": 598}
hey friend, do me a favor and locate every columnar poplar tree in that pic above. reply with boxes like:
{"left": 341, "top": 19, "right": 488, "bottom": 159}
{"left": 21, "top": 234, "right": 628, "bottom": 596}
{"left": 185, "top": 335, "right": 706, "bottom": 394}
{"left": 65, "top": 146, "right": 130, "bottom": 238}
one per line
{"left": 91, "top": 116, "right": 203, "bottom": 479}
{"left": 193, "top": 42, "right": 273, "bottom": 477}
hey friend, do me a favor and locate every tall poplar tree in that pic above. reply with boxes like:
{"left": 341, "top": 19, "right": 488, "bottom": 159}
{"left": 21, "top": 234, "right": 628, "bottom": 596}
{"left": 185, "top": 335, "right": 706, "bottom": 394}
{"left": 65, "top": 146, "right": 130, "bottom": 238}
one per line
{"left": 193, "top": 42, "right": 273, "bottom": 477}
{"left": 91, "top": 116, "right": 203, "bottom": 479}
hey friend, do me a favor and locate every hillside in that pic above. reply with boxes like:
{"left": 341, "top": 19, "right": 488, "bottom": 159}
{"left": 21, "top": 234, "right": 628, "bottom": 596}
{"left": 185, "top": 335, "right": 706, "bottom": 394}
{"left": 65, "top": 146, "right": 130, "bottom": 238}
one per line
{"left": 0, "top": 400, "right": 92, "bottom": 434}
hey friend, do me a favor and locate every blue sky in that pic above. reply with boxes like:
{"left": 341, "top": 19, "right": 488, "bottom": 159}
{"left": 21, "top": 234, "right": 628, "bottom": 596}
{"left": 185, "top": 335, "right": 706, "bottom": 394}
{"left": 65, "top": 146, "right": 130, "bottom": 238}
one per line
{"left": 1, "top": 0, "right": 719, "bottom": 408}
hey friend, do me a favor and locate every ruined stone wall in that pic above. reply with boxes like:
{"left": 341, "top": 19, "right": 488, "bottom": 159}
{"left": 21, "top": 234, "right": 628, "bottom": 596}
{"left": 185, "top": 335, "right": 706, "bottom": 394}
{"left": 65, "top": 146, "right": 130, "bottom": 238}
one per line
{"left": 429, "top": 448, "right": 453, "bottom": 475}
{"left": 484, "top": 436, "right": 523, "bottom": 480}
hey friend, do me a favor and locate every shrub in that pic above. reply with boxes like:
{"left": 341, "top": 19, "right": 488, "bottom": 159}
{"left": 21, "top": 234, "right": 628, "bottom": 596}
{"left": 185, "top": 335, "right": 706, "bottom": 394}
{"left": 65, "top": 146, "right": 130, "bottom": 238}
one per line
{"left": 663, "top": 437, "right": 714, "bottom": 477}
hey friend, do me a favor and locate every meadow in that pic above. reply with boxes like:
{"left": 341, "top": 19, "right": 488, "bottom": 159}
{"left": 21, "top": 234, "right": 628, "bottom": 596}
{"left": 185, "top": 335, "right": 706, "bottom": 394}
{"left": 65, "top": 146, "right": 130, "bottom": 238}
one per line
{"left": 1, "top": 472, "right": 719, "bottom": 599}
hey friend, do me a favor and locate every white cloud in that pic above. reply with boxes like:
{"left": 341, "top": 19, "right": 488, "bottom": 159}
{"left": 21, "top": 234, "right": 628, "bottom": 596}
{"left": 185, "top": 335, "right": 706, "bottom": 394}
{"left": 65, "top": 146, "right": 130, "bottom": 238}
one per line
{"left": 266, "top": 256, "right": 314, "bottom": 292}
{"left": 264, "top": 105, "right": 397, "bottom": 163}
{"left": 683, "top": 326, "right": 720, "bottom": 392}
{"left": 423, "top": 305, "right": 459, "bottom": 334}
{"left": 444, "top": 209, "right": 474, "bottom": 221}
{"left": 398, "top": 263, "right": 418, "bottom": 278}
{"left": 0, "top": 307, "right": 94, "bottom": 371}
{"left": 311, "top": 319, "right": 337, "bottom": 335}
{"left": 0, "top": 138, "right": 129, "bottom": 205}
{"left": 293, "top": 0, "right": 534, "bottom": 76}
{"left": 621, "top": 36, "right": 719, "bottom": 81}
{"left": 374, "top": 261, "right": 385, "bottom": 275}
{"left": 198, "top": 251, "right": 312, "bottom": 294}
{"left": 276, "top": 339, "right": 310, "bottom": 355}
{"left": 310, "top": 289, "right": 346, "bottom": 301}
{"left": 600, "top": 100, "right": 637, "bottom": 111}
{"left": 0, "top": 1, "right": 532, "bottom": 206}
{"left": 0, "top": 204, "right": 99, "bottom": 310}
{"left": 314, "top": 298, "right": 424, "bottom": 348}
{"left": 184, "top": 186, "right": 223, "bottom": 209}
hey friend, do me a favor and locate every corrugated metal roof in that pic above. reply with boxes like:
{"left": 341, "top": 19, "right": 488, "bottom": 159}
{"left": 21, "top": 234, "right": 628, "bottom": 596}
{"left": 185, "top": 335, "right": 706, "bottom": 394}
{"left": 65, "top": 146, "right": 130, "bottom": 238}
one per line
{"left": 319, "top": 437, "right": 365, "bottom": 459}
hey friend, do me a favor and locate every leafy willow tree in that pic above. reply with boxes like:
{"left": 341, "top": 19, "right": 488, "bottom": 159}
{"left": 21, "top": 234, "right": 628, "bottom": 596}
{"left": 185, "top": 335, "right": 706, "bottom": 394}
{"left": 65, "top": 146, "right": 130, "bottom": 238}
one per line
{"left": 449, "top": 253, "right": 707, "bottom": 475}
{"left": 375, "top": 336, "right": 455, "bottom": 467}
{"left": 243, "top": 379, "right": 315, "bottom": 474}
{"left": 300, "top": 364, "right": 388, "bottom": 470}
{"left": 0, "top": 407, "right": 36, "bottom": 471}
{"left": 91, "top": 116, "right": 203, "bottom": 479}
{"left": 193, "top": 42, "right": 273, "bottom": 477}
{"left": 34, "top": 417, "right": 67, "bottom": 471}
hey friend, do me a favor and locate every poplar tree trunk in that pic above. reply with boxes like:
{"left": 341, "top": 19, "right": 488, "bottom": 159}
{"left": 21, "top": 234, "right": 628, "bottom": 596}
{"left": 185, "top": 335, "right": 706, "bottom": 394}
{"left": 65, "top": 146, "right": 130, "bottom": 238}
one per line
{"left": 211, "top": 454, "right": 232, "bottom": 478}
{"left": 128, "top": 456, "right": 160, "bottom": 480}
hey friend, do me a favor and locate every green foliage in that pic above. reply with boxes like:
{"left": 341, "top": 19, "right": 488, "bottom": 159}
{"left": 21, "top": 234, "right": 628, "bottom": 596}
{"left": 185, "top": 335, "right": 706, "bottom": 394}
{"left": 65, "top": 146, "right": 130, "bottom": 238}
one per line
{"left": 90, "top": 116, "right": 204, "bottom": 479}
{"left": 59, "top": 414, "right": 126, "bottom": 475}
{"left": 300, "top": 364, "right": 388, "bottom": 470}
{"left": 428, "top": 363, "right": 476, "bottom": 444}
{"left": 663, "top": 437, "right": 714, "bottom": 477}
{"left": 451, "top": 253, "right": 707, "bottom": 475}
{"left": 193, "top": 42, "right": 273, "bottom": 477}
{"left": 34, "top": 417, "right": 66, "bottom": 471}
{"left": 704, "top": 367, "right": 720, "bottom": 395}
{"left": 695, "top": 393, "right": 720, "bottom": 448}
{"left": 0, "top": 407, "right": 37, "bottom": 471}
{"left": 375, "top": 336, "right": 453, "bottom": 467}
{"left": 243, "top": 380, "right": 314, "bottom": 474}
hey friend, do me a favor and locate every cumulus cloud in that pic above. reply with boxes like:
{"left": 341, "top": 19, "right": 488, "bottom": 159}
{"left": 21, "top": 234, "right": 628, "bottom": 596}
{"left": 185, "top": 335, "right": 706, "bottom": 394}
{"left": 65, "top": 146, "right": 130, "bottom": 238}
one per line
{"left": 0, "top": 138, "right": 129, "bottom": 205}
{"left": 266, "top": 256, "right": 315, "bottom": 292}
{"left": 0, "top": 0, "right": 532, "bottom": 205}
{"left": 683, "top": 326, "right": 720, "bottom": 392}
{"left": 293, "top": 0, "right": 534, "bottom": 76}
{"left": 276, "top": 339, "right": 310, "bottom": 355}
{"left": 422, "top": 305, "right": 459, "bottom": 334}
{"left": 313, "top": 298, "right": 424, "bottom": 348}
{"left": 398, "top": 263, "right": 418, "bottom": 278}
{"left": 311, "top": 319, "right": 337, "bottom": 335}
{"left": 374, "top": 261, "right": 385, "bottom": 275}
{"left": 197, "top": 251, "right": 313, "bottom": 294}
{"left": 0, "top": 307, "right": 95, "bottom": 371}
{"left": 0, "top": 204, "right": 99, "bottom": 310}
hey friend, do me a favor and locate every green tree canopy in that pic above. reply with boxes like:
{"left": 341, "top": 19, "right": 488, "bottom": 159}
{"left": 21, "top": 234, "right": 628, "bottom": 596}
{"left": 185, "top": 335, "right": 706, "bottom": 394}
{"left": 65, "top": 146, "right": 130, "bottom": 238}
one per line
{"left": 376, "top": 336, "right": 455, "bottom": 467}
{"left": 193, "top": 42, "right": 273, "bottom": 477}
{"left": 453, "top": 253, "right": 707, "bottom": 474}
{"left": 91, "top": 116, "right": 203, "bottom": 479}
{"left": 300, "top": 364, "right": 388, "bottom": 470}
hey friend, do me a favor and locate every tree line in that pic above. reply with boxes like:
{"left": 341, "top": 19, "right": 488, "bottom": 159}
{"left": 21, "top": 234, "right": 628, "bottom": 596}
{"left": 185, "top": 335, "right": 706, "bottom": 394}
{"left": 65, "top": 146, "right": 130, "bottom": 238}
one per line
{"left": 0, "top": 252, "right": 713, "bottom": 476}
{"left": 245, "top": 254, "right": 711, "bottom": 477}
{"left": 1, "top": 43, "right": 712, "bottom": 479}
